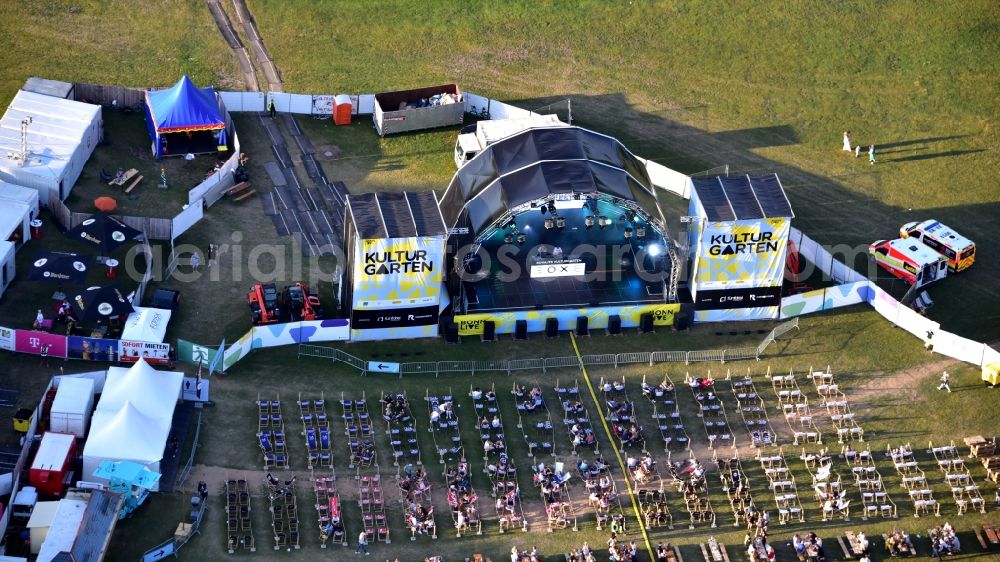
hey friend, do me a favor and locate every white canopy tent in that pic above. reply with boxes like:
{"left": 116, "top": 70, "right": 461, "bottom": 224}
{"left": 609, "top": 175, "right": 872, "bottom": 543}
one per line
{"left": 0, "top": 200, "right": 30, "bottom": 250}
{"left": 82, "top": 401, "right": 167, "bottom": 491}
{"left": 120, "top": 307, "right": 172, "bottom": 343}
{"left": 96, "top": 359, "right": 182, "bottom": 421}
{"left": 0, "top": 179, "right": 40, "bottom": 219}
{"left": 0, "top": 240, "right": 13, "bottom": 300}
{"left": 0, "top": 90, "right": 102, "bottom": 207}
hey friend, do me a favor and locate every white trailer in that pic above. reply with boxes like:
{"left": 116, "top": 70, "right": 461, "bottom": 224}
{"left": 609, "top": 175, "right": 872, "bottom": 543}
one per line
{"left": 49, "top": 377, "right": 95, "bottom": 438}
{"left": 454, "top": 114, "right": 566, "bottom": 168}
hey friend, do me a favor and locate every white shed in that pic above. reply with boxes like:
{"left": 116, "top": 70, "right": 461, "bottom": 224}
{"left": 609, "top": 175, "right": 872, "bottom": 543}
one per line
{"left": 0, "top": 179, "right": 40, "bottom": 219}
{"left": 50, "top": 377, "right": 95, "bottom": 438}
{"left": 35, "top": 497, "right": 87, "bottom": 562}
{"left": 0, "top": 240, "right": 13, "bottom": 300}
{"left": 0, "top": 90, "right": 102, "bottom": 207}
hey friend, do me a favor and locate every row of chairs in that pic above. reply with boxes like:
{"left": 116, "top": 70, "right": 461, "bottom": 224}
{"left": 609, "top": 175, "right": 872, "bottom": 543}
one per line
{"left": 930, "top": 440, "right": 987, "bottom": 515}
{"left": 533, "top": 460, "right": 578, "bottom": 532}
{"left": 801, "top": 448, "right": 852, "bottom": 521}
{"left": 342, "top": 394, "right": 376, "bottom": 468}
{"left": 257, "top": 395, "right": 289, "bottom": 469}
{"left": 731, "top": 375, "right": 775, "bottom": 448}
{"left": 426, "top": 392, "right": 464, "bottom": 464}
{"left": 265, "top": 474, "right": 300, "bottom": 550}
{"left": 757, "top": 447, "right": 805, "bottom": 524}
{"left": 445, "top": 462, "right": 483, "bottom": 537}
{"left": 600, "top": 375, "right": 644, "bottom": 450}
{"left": 396, "top": 464, "right": 437, "bottom": 540}
{"left": 890, "top": 442, "right": 941, "bottom": 517}
{"left": 807, "top": 369, "right": 864, "bottom": 443}
{"left": 313, "top": 470, "right": 347, "bottom": 547}
{"left": 383, "top": 392, "right": 421, "bottom": 466}
{"left": 643, "top": 374, "right": 690, "bottom": 452}
{"left": 225, "top": 478, "right": 256, "bottom": 553}
{"left": 516, "top": 382, "right": 556, "bottom": 458}
{"left": 472, "top": 384, "right": 526, "bottom": 532}
{"left": 715, "top": 449, "right": 755, "bottom": 528}
{"left": 686, "top": 375, "right": 733, "bottom": 449}
{"left": 518, "top": 386, "right": 575, "bottom": 532}
{"left": 300, "top": 393, "right": 333, "bottom": 469}
{"left": 555, "top": 383, "right": 597, "bottom": 455}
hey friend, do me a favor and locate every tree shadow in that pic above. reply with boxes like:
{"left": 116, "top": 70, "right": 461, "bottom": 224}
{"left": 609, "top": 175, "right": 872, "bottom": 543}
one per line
{"left": 876, "top": 135, "right": 969, "bottom": 150}
{"left": 710, "top": 124, "right": 799, "bottom": 149}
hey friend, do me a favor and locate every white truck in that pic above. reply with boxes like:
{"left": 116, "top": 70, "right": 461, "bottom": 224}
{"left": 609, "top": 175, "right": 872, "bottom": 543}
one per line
{"left": 454, "top": 114, "right": 567, "bottom": 168}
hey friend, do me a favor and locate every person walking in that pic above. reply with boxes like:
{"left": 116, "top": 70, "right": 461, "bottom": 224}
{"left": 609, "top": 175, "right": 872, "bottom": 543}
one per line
{"left": 207, "top": 243, "right": 217, "bottom": 267}
{"left": 937, "top": 371, "right": 951, "bottom": 392}
{"left": 190, "top": 251, "right": 201, "bottom": 272}
{"left": 868, "top": 144, "right": 876, "bottom": 165}
{"left": 355, "top": 530, "right": 369, "bottom": 555}
{"left": 842, "top": 131, "right": 853, "bottom": 152}
{"left": 268, "top": 98, "right": 276, "bottom": 118}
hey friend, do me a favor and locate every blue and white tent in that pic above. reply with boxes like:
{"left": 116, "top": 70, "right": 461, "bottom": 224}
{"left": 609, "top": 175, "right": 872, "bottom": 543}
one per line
{"left": 144, "top": 75, "right": 227, "bottom": 158}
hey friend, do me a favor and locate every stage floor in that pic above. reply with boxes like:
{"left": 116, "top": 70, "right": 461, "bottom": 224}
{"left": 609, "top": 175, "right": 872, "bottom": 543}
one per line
{"left": 465, "top": 273, "right": 666, "bottom": 311}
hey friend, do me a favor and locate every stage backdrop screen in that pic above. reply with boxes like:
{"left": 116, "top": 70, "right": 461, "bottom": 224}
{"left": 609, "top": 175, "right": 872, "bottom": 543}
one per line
{"left": 351, "top": 236, "right": 445, "bottom": 338}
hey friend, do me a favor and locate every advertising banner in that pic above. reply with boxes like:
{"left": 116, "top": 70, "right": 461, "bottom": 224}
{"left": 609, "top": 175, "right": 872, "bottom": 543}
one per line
{"left": 694, "top": 218, "right": 789, "bottom": 291}
{"left": 694, "top": 286, "right": 782, "bottom": 311}
{"left": 118, "top": 340, "right": 170, "bottom": 365}
{"left": 252, "top": 319, "right": 351, "bottom": 347}
{"left": 454, "top": 303, "right": 680, "bottom": 336}
{"left": 695, "top": 306, "right": 780, "bottom": 322}
{"left": 177, "top": 339, "right": 221, "bottom": 368}
{"left": 14, "top": 331, "right": 67, "bottom": 358}
{"left": 0, "top": 326, "right": 14, "bottom": 351}
{"left": 351, "top": 236, "right": 444, "bottom": 334}
{"left": 67, "top": 336, "right": 119, "bottom": 361}
{"left": 223, "top": 329, "right": 254, "bottom": 370}
{"left": 351, "top": 306, "right": 438, "bottom": 330}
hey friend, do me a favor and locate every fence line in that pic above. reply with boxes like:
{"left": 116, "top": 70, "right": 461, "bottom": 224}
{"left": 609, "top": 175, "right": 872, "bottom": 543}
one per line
{"left": 175, "top": 412, "right": 202, "bottom": 488}
{"left": 297, "top": 318, "right": 800, "bottom": 376}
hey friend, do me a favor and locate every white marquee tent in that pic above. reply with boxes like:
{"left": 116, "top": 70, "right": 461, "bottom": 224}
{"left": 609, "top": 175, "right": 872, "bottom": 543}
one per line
{"left": 82, "top": 402, "right": 167, "bottom": 491}
{"left": 0, "top": 90, "right": 102, "bottom": 207}
{"left": 120, "top": 307, "right": 172, "bottom": 343}
{"left": 0, "top": 179, "right": 40, "bottom": 219}
{"left": 0, "top": 240, "right": 13, "bottom": 300}
{"left": 0, "top": 200, "right": 30, "bottom": 249}
{"left": 96, "top": 359, "right": 182, "bottom": 420}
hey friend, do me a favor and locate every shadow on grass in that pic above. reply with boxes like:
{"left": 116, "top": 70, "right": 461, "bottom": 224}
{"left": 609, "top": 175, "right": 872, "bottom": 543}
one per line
{"left": 876, "top": 135, "right": 969, "bottom": 150}
{"left": 886, "top": 148, "right": 987, "bottom": 163}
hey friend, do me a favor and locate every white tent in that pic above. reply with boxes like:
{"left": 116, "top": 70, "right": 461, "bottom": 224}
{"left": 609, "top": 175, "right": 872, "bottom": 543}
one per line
{"left": 0, "top": 90, "right": 102, "bottom": 207}
{"left": 120, "top": 307, "right": 172, "bottom": 343}
{"left": 82, "top": 401, "right": 166, "bottom": 491}
{"left": 96, "top": 359, "right": 182, "bottom": 422}
{"left": 0, "top": 179, "right": 40, "bottom": 219}
{"left": 0, "top": 200, "right": 30, "bottom": 250}
{"left": 0, "top": 240, "right": 13, "bottom": 300}
{"left": 50, "top": 377, "right": 95, "bottom": 437}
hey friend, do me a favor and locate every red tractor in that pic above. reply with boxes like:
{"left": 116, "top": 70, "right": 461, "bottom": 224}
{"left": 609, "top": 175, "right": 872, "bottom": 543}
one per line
{"left": 282, "top": 283, "right": 324, "bottom": 321}
{"left": 248, "top": 283, "right": 280, "bottom": 325}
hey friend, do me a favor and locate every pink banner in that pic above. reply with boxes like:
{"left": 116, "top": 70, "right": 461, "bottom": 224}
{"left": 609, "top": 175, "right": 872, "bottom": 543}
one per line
{"left": 14, "top": 330, "right": 67, "bottom": 358}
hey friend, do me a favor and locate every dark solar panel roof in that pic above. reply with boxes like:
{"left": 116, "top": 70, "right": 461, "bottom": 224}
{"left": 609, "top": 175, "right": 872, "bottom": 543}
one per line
{"left": 62, "top": 490, "right": 124, "bottom": 562}
{"left": 348, "top": 191, "right": 446, "bottom": 239}
{"left": 693, "top": 173, "right": 793, "bottom": 221}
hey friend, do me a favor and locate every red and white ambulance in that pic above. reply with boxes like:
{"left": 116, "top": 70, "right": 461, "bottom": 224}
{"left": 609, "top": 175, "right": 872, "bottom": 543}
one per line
{"left": 869, "top": 238, "right": 949, "bottom": 288}
{"left": 899, "top": 219, "right": 975, "bottom": 273}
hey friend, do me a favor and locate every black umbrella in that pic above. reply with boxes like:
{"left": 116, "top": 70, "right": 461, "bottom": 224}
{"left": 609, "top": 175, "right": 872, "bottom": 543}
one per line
{"left": 65, "top": 213, "right": 142, "bottom": 254}
{"left": 69, "top": 284, "right": 134, "bottom": 323}
{"left": 28, "top": 251, "right": 92, "bottom": 284}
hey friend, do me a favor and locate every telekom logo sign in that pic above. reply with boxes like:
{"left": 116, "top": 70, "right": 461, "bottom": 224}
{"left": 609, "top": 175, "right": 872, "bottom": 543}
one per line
{"left": 29, "top": 336, "right": 40, "bottom": 348}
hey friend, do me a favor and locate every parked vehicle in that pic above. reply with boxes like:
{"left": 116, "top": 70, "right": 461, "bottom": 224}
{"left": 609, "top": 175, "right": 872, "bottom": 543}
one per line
{"left": 281, "top": 283, "right": 324, "bottom": 322}
{"left": 869, "top": 238, "right": 948, "bottom": 288}
{"left": 248, "top": 283, "right": 280, "bottom": 325}
{"left": 453, "top": 114, "right": 566, "bottom": 168}
{"left": 899, "top": 219, "right": 975, "bottom": 272}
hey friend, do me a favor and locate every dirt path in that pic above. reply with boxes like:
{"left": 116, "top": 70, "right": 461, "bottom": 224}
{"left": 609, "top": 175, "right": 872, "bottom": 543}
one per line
{"left": 847, "top": 358, "right": 959, "bottom": 406}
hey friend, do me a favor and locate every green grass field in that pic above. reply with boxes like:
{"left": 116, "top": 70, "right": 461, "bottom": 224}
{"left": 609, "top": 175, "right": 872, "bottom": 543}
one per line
{"left": 0, "top": 1, "right": 998, "bottom": 561}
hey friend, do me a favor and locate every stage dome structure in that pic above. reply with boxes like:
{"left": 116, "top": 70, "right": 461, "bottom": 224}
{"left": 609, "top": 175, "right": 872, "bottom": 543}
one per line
{"left": 439, "top": 126, "right": 685, "bottom": 336}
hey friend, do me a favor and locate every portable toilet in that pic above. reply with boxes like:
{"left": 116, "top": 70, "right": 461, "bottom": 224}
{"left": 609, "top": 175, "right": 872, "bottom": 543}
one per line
{"left": 29, "top": 433, "right": 77, "bottom": 497}
{"left": 333, "top": 95, "right": 352, "bottom": 125}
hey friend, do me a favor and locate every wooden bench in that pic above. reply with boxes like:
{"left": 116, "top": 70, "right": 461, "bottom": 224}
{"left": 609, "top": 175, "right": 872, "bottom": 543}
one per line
{"left": 124, "top": 174, "right": 143, "bottom": 194}
{"left": 108, "top": 168, "right": 138, "bottom": 187}
{"left": 226, "top": 181, "right": 252, "bottom": 197}
{"left": 984, "top": 523, "right": 1000, "bottom": 545}
{"left": 233, "top": 189, "right": 257, "bottom": 202}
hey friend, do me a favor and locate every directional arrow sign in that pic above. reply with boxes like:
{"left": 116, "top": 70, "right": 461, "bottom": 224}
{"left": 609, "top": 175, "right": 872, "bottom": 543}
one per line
{"left": 367, "top": 361, "right": 400, "bottom": 374}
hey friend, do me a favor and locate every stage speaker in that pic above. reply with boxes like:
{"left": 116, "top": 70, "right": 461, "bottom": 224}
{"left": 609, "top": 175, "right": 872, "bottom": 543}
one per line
{"left": 545, "top": 317, "right": 559, "bottom": 338}
{"left": 443, "top": 322, "right": 459, "bottom": 344}
{"left": 481, "top": 321, "right": 496, "bottom": 342}
{"left": 607, "top": 314, "right": 622, "bottom": 336}
{"left": 674, "top": 310, "right": 691, "bottom": 331}
{"left": 514, "top": 320, "right": 528, "bottom": 341}
{"left": 576, "top": 316, "right": 589, "bottom": 337}
{"left": 639, "top": 312, "right": 654, "bottom": 334}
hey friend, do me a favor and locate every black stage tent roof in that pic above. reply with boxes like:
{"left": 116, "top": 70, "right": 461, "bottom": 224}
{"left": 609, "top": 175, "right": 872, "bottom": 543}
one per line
{"left": 691, "top": 174, "right": 794, "bottom": 222}
{"left": 346, "top": 191, "right": 446, "bottom": 239}
{"left": 439, "top": 126, "right": 663, "bottom": 236}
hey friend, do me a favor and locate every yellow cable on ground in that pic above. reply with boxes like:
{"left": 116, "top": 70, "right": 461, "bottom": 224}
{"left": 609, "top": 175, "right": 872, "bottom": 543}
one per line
{"left": 570, "top": 332, "right": 655, "bottom": 562}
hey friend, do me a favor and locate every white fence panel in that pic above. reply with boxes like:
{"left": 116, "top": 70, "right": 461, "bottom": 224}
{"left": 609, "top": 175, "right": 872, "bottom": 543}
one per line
{"left": 487, "top": 100, "right": 532, "bottom": 120}
{"left": 868, "top": 284, "right": 901, "bottom": 325}
{"left": 288, "top": 93, "right": 313, "bottom": 114}
{"left": 357, "top": 94, "right": 375, "bottom": 114}
{"left": 219, "top": 91, "right": 265, "bottom": 112}
{"left": 312, "top": 94, "right": 336, "bottom": 116}
{"left": 171, "top": 200, "right": 204, "bottom": 240}
{"left": 982, "top": 346, "right": 1000, "bottom": 368}
{"left": 644, "top": 159, "right": 691, "bottom": 199}
{"left": 932, "top": 330, "right": 986, "bottom": 365}
{"left": 895, "top": 305, "right": 940, "bottom": 345}
{"left": 464, "top": 92, "right": 489, "bottom": 115}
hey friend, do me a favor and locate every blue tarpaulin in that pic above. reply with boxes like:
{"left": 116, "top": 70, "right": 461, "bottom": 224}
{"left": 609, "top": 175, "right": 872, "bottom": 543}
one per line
{"left": 144, "top": 75, "right": 226, "bottom": 158}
